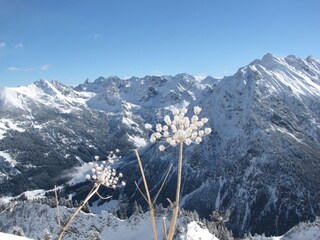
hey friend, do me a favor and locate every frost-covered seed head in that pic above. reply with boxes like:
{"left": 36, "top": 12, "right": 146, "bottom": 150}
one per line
{"left": 159, "top": 145, "right": 166, "bottom": 151}
{"left": 155, "top": 132, "right": 161, "bottom": 139}
{"left": 164, "top": 115, "right": 171, "bottom": 125}
{"left": 145, "top": 123, "right": 152, "bottom": 129}
{"left": 198, "top": 130, "right": 204, "bottom": 137}
{"left": 180, "top": 108, "right": 187, "bottom": 114}
{"left": 205, "top": 128, "right": 212, "bottom": 134}
{"left": 156, "top": 124, "right": 162, "bottom": 132}
{"left": 144, "top": 106, "right": 212, "bottom": 150}
{"left": 185, "top": 138, "right": 192, "bottom": 145}
{"left": 201, "top": 118, "right": 208, "bottom": 123}
{"left": 170, "top": 139, "right": 177, "bottom": 147}
{"left": 86, "top": 151, "right": 125, "bottom": 188}
{"left": 194, "top": 106, "right": 202, "bottom": 115}
{"left": 191, "top": 132, "right": 198, "bottom": 139}
{"left": 150, "top": 135, "right": 156, "bottom": 142}
{"left": 172, "top": 108, "right": 179, "bottom": 115}
{"left": 197, "top": 121, "right": 204, "bottom": 128}
{"left": 195, "top": 137, "right": 202, "bottom": 144}
{"left": 191, "top": 115, "right": 199, "bottom": 123}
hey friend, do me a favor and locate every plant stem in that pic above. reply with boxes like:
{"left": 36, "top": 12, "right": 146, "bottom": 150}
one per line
{"left": 54, "top": 185, "right": 61, "bottom": 228}
{"left": 134, "top": 149, "right": 158, "bottom": 240}
{"left": 57, "top": 184, "right": 100, "bottom": 240}
{"left": 167, "top": 141, "right": 183, "bottom": 240}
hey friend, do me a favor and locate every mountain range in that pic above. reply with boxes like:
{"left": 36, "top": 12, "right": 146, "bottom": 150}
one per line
{"left": 0, "top": 53, "right": 319, "bottom": 237}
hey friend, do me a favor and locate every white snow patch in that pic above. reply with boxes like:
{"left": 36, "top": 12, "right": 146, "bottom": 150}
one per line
{"left": 91, "top": 199, "right": 119, "bottom": 214}
{"left": 0, "top": 151, "right": 17, "bottom": 166}
{"left": 127, "top": 134, "right": 147, "bottom": 148}
{"left": 67, "top": 162, "right": 93, "bottom": 186}
{"left": 0, "top": 118, "right": 25, "bottom": 139}
{"left": 183, "top": 221, "right": 219, "bottom": 240}
{"left": 0, "top": 232, "right": 34, "bottom": 240}
{"left": 21, "top": 189, "right": 46, "bottom": 200}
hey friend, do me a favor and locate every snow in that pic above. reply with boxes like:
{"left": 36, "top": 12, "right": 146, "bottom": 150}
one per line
{"left": 67, "top": 162, "right": 93, "bottom": 186}
{"left": 20, "top": 189, "right": 46, "bottom": 200}
{"left": 0, "top": 203, "right": 219, "bottom": 240}
{"left": 0, "top": 232, "right": 33, "bottom": 240}
{"left": 0, "top": 151, "right": 16, "bottom": 167}
{"left": 244, "top": 218, "right": 320, "bottom": 240}
{"left": 0, "top": 54, "right": 320, "bottom": 239}
{"left": 0, "top": 80, "right": 94, "bottom": 113}
{"left": 91, "top": 199, "right": 119, "bottom": 214}
{"left": 127, "top": 134, "right": 147, "bottom": 148}
{"left": 0, "top": 118, "right": 25, "bottom": 139}
{"left": 183, "top": 221, "right": 219, "bottom": 240}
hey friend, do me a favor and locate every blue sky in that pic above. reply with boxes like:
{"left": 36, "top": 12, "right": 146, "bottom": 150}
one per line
{"left": 0, "top": 0, "right": 319, "bottom": 87}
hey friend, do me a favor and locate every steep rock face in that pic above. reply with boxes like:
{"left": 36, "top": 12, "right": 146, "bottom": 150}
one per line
{"left": 197, "top": 54, "right": 320, "bottom": 236}
{"left": 0, "top": 81, "right": 141, "bottom": 195}
{"left": 120, "top": 54, "right": 320, "bottom": 236}
{"left": 0, "top": 54, "right": 319, "bottom": 237}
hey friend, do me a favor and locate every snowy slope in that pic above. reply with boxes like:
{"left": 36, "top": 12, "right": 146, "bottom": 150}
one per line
{"left": 0, "top": 54, "right": 319, "bottom": 237}
{"left": 0, "top": 232, "right": 33, "bottom": 240}
{"left": 0, "top": 203, "right": 219, "bottom": 240}
{"left": 0, "top": 203, "right": 319, "bottom": 240}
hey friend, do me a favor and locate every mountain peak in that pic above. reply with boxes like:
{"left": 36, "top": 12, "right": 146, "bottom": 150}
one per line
{"left": 260, "top": 53, "right": 282, "bottom": 66}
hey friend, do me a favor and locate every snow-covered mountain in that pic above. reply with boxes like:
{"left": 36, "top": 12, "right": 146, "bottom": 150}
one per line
{"left": 0, "top": 202, "right": 319, "bottom": 240}
{"left": 0, "top": 53, "right": 319, "bottom": 237}
{"left": 0, "top": 203, "right": 220, "bottom": 240}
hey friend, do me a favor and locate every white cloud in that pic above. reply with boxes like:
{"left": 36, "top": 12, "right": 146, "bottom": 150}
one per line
{"left": 8, "top": 67, "right": 20, "bottom": 72}
{"left": 40, "top": 64, "right": 51, "bottom": 71}
{"left": 8, "top": 64, "right": 51, "bottom": 72}
{"left": 0, "top": 42, "right": 6, "bottom": 48}
{"left": 8, "top": 67, "right": 33, "bottom": 72}
{"left": 15, "top": 43, "right": 24, "bottom": 48}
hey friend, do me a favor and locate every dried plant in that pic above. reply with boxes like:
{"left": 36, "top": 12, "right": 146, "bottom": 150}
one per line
{"left": 140, "top": 105, "right": 212, "bottom": 240}
{"left": 57, "top": 151, "right": 125, "bottom": 240}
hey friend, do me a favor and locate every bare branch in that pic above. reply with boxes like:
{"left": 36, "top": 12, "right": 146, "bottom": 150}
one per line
{"left": 134, "top": 149, "right": 158, "bottom": 240}
{"left": 166, "top": 198, "right": 174, "bottom": 208}
{"left": 54, "top": 185, "right": 61, "bottom": 228}
{"left": 57, "top": 184, "right": 100, "bottom": 240}
{"left": 135, "top": 181, "right": 149, "bottom": 203}
{"left": 96, "top": 191, "right": 113, "bottom": 200}
{"left": 153, "top": 163, "right": 173, "bottom": 205}
{"left": 162, "top": 217, "right": 168, "bottom": 240}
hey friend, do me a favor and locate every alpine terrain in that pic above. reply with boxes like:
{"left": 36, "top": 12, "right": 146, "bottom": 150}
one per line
{"left": 0, "top": 53, "right": 319, "bottom": 237}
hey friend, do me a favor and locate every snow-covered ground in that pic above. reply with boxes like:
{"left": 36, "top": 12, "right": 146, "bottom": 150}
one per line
{"left": 244, "top": 218, "right": 320, "bottom": 240}
{"left": 0, "top": 202, "right": 320, "bottom": 240}
{"left": 0, "top": 232, "right": 33, "bottom": 240}
{"left": 0, "top": 203, "right": 219, "bottom": 240}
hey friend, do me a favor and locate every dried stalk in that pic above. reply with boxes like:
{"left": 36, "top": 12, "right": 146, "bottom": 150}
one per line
{"left": 162, "top": 217, "right": 168, "bottom": 240}
{"left": 134, "top": 149, "right": 158, "bottom": 240}
{"left": 153, "top": 163, "right": 173, "bottom": 205}
{"left": 57, "top": 184, "right": 100, "bottom": 240}
{"left": 167, "top": 141, "right": 183, "bottom": 240}
{"left": 54, "top": 185, "right": 61, "bottom": 228}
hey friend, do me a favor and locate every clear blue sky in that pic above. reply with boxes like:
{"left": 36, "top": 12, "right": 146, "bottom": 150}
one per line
{"left": 0, "top": 0, "right": 319, "bottom": 87}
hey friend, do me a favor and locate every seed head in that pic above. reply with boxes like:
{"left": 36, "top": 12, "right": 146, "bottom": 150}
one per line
{"left": 144, "top": 106, "right": 211, "bottom": 151}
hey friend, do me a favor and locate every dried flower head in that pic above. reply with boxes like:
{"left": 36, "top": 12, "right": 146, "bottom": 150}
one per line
{"left": 146, "top": 106, "right": 211, "bottom": 150}
{"left": 86, "top": 151, "right": 125, "bottom": 188}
